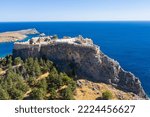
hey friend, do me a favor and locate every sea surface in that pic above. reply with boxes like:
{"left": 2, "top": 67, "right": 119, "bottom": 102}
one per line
{"left": 0, "top": 22, "right": 150, "bottom": 96}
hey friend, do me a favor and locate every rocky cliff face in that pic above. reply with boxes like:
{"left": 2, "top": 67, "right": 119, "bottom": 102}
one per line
{"left": 13, "top": 38, "right": 147, "bottom": 99}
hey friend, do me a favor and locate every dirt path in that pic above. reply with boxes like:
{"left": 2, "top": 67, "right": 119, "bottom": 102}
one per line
{"left": 36, "top": 72, "right": 49, "bottom": 81}
{"left": 23, "top": 72, "right": 50, "bottom": 98}
{"left": 0, "top": 64, "right": 21, "bottom": 76}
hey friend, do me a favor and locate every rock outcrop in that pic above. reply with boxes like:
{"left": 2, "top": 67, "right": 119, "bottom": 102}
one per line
{"left": 75, "top": 79, "right": 144, "bottom": 100}
{"left": 13, "top": 36, "right": 147, "bottom": 99}
{"left": 13, "top": 28, "right": 39, "bottom": 35}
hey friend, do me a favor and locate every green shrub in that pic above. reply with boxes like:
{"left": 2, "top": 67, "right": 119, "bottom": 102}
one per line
{"left": 9, "top": 87, "right": 24, "bottom": 100}
{"left": 102, "top": 90, "right": 113, "bottom": 100}
{"left": 14, "top": 57, "right": 22, "bottom": 65}
{"left": 30, "top": 88, "right": 46, "bottom": 100}
{"left": 0, "top": 86, "right": 10, "bottom": 100}
{"left": 53, "top": 35, "right": 58, "bottom": 40}
{"left": 27, "top": 77, "right": 36, "bottom": 87}
{"left": 60, "top": 86, "right": 74, "bottom": 100}
{"left": 49, "top": 88, "right": 57, "bottom": 100}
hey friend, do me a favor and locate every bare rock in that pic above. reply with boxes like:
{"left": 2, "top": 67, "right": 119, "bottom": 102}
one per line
{"left": 12, "top": 36, "right": 148, "bottom": 99}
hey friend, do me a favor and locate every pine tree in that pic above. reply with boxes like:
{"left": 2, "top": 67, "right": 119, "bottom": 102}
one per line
{"left": 49, "top": 88, "right": 57, "bottom": 100}
{"left": 30, "top": 88, "right": 45, "bottom": 100}
{"left": 14, "top": 57, "right": 22, "bottom": 65}
{"left": 0, "top": 86, "right": 10, "bottom": 100}
{"left": 60, "top": 86, "right": 74, "bottom": 100}
{"left": 33, "top": 58, "right": 41, "bottom": 76}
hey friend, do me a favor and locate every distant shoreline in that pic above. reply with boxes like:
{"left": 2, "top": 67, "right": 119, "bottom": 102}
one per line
{"left": 0, "top": 28, "right": 39, "bottom": 43}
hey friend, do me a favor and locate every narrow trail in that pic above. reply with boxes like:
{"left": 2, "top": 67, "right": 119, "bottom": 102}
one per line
{"left": 23, "top": 72, "right": 50, "bottom": 98}
{"left": 0, "top": 64, "right": 21, "bottom": 75}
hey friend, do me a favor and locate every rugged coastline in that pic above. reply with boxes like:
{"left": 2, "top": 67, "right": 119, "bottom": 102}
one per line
{"left": 0, "top": 28, "right": 39, "bottom": 43}
{"left": 13, "top": 35, "right": 148, "bottom": 99}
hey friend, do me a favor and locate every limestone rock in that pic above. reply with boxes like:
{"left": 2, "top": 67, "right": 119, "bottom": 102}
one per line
{"left": 13, "top": 36, "right": 148, "bottom": 99}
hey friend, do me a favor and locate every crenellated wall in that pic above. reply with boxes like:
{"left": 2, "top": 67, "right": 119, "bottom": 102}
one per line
{"left": 13, "top": 40, "right": 147, "bottom": 99}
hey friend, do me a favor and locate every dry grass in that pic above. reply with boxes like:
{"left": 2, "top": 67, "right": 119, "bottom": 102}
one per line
{"left": 10, "top": 70, "right": 139, "bottom": 100}
{"left": 0, "top": 68, "right": 5, "bottom": 75}
{"left": 36, "top": 72, "right": 49, "bottom": 81}
{"left": 74, "top": 79, "right": 139, "bottom": 100}
{"left": 0, "top": 32, "right": 27, "bottom": 42}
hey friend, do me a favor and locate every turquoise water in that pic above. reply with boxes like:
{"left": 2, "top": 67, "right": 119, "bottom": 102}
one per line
{"left": 0, "top": 22, "right": 150, "bottom": 96}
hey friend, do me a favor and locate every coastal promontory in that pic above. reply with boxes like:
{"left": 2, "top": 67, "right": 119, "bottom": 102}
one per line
{"left": 0, "top": 28, "right": 39, "bottom": 43}
{"left": 13, "top": 35, "right": 148, "bottom": 99}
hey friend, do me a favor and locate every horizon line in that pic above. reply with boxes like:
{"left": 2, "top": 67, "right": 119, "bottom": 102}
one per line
{"left": 0, "top": 20, "right": 150, "bottom": 23}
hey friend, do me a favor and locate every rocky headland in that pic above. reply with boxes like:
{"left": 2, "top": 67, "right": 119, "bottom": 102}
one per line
{"left": 13, "top": 35, "right": 148, "bottom": 99}
{"left": 0, "top": 28, "right": 39, "bottom": 43}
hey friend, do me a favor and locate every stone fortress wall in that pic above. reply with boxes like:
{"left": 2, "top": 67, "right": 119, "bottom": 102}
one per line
{"left": 13, "top": 36, "right": 147, "bottom": 99}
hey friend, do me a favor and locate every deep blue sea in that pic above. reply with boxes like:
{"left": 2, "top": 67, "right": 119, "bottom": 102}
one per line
{"left": 0, "top": 22, "right": 150, "bottom": 96}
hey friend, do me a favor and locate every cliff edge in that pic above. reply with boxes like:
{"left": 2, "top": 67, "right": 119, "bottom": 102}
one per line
{"left": 13, "top": 35, "right": 147, "bottom": 99}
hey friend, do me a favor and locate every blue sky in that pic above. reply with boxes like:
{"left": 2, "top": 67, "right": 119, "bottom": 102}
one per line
{"left": 0, "top": 0, "right": 150, "bottom": 21}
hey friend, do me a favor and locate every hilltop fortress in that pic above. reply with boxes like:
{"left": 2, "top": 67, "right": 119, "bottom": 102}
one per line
{"left": 13, "top": 35, "right": 147, "bottom": 99}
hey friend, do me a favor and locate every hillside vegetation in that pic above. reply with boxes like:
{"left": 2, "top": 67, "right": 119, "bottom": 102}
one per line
{"left": 0, "top": 56, "right": 76, "bottom": 100}
{"left": 0, "top": 56, "right": 141, "bottom": 100}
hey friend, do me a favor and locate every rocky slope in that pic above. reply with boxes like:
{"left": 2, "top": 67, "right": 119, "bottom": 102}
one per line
{"left": 13, "top": 36, "right": 147, "bottom": 99}
{"left": 75, "top": 79, "right": 144, "bottom": 100}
